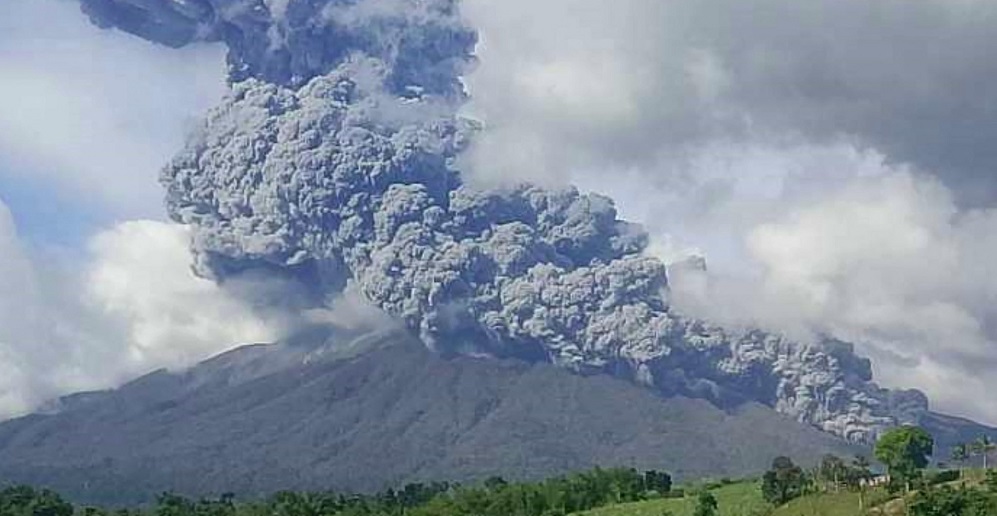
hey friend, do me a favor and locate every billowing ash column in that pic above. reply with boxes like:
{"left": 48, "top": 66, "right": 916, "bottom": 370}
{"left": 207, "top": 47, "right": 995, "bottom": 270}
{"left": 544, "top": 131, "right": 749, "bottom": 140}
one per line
{"left": 80, "top": 0, "right": 476, "bottom": 90}
{"left": 79, "top": 0, "right": 928, "bottom": 443}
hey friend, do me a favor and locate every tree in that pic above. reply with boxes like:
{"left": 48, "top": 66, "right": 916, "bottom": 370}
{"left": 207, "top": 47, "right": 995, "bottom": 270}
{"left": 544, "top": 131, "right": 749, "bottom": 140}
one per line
{"left": 0, "top": 486, "right": 73, "bottom": 516}
{"left": 909, "top": 485, "right": 996, "bottom": 516}
{"left": 875, "top": 426, "right": 934, "bottom": 492}
{"left": 971, "top": 435, "right": 996, "bottom": 470}
{"left": 853, "top": 454, "right": 871, "bottom": 469}
{"left": 484, "top": 476, "right": 508, "bottom": 491}
{"left": 761, "top": 456, "right": 807, "bottom": 505}
{"left": 818, "top": 454, "right": 848, "bottom": 492}
{"left": 848, "top": 455, "right": 873, "bottom": 486}
{"left": 952, "top": 443, "right": 970, "bottom": 469}
{"left": 692, "top": 491, "right": 718, "bottom": 516}
{"left": 643, "top": 470, "right": 672, "bottom": 494}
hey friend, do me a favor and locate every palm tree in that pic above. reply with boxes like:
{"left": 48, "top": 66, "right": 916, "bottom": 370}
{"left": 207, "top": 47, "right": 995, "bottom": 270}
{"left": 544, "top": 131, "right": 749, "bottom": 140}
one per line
{"left": 952, "top": 443, "right": 969, "bottom": 467}
{"left": 851, "top": 455, "right": 872, "bottom": 512}
{"left": 852, "top": 455, "right": 872, "bottom": 475}
{"left": 971, "top": 435, "right": 996, "bottom": 470}
{"left": 951, "top": 443, "right": 970, "bottom": 483}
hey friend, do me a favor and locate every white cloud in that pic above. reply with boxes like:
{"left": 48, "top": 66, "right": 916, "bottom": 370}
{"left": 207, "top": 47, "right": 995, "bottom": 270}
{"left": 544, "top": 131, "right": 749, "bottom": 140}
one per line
{"left": 747, "top": 173, "right": 997, "bottom": 423}
{"left": 85, "top": 221, "right": 280, "bottom": 372}
{"left": 0, "top": 200, "right": 277, "bottom": 419}
{"left": 463, "top": 0, "right": 997, "bottom": 203}
{"left": 0, "top": 0, "right": 249, "bottom": 418}
{"left": 670, "top": 171, "right": 997, "bottom": 424}
{"left": 0, "top": 202, "right": 53, "bottom": 415}
{"left": 463, "top": 0, "right": 997, "bottom": 424}
{"left": 0, "top": 0, "right": 226, "bottom": 220}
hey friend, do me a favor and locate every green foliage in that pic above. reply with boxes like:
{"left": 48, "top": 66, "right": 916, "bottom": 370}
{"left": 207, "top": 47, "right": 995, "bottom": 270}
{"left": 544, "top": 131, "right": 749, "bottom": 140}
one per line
{"left": 0, "top": 465, "right": 931, "bottom": 516}
{"left": 953, "top": 443, "right": 971, "bottom": 465}
{"left": 909, "top": 485, "right": 997, "bottom": 516}
{"left": 574, "top": 481, "right": 767, "bottom": 516}
{"left": 971, "top": 435, "right": 996, "bottom": 469}
{"left": 811, "top": 453, "right": 875, "bottom": 492}
{"left": 691, "top": 491, "right": 718, "bottom": 516}
{"left": 986, "top": 469, "right": 997, "bottom": 492}
{"left": 925, "top": 469, "right": 961, "bottom": 486}
{"left": 817, "top": 454, "right": 847, "bottom": 485}
{"left": 643, "top": 471, "right": 673, "bottom": 495}
{"left": 368, "top": 467, "right": 667, "bottom": 516}
{"left": 760, "top": 457, "right": 807, "bottom": 506}
{"left": 875, "top": 425, "right": 934, "bottom": 490}
{"left": 0, "top": 486, "right": 74, "bottom": 516}
{"left": 0, "top": 467, "right": 675, "bottom": 516}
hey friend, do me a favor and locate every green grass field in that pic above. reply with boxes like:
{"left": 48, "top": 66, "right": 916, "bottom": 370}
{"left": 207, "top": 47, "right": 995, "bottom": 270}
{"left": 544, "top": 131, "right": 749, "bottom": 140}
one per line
{"left": 574, "top": 481, "right": 898, "bottom": 516}
{"left": 770, "top": 489, "right": 892, "bottom": 516}
{"left": 574, "top": 481, "right": 771, "bottom": 516}
{"left": 572, "top": 468, "right": 992, "bottom": 516}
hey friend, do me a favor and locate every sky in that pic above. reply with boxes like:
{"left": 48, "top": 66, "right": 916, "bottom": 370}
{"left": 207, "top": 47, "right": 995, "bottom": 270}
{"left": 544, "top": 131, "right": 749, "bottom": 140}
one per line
{"left": 4, "top": 0, "right": 997, "bottom": 425}
{"left": 0, "top": 0, "right": 276, "bottom": 415}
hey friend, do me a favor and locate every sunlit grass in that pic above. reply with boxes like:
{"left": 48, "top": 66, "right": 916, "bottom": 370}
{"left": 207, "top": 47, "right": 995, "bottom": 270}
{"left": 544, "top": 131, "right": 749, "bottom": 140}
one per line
{"left": 575, "top": 481, "right": 770, "bottom": 516}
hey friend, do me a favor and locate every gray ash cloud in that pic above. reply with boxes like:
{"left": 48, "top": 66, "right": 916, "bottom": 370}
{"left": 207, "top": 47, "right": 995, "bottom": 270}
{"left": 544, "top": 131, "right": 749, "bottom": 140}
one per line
{"left": 80, "top": 0, "right": 475, "bottom": 93}
{"left": 82, "top": 0, "right": 929, "bottom": 442}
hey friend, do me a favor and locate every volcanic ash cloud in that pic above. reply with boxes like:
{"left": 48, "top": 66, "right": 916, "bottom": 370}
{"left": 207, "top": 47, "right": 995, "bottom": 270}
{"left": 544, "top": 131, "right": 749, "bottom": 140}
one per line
{"left": 84, "top": 0, "right": 928, "bottom": 442}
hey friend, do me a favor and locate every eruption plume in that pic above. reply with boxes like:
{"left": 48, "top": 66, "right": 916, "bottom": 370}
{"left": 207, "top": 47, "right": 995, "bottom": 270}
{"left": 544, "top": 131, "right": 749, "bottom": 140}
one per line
{"left": 81, "top": 0, "right": 928, "bottom": 442}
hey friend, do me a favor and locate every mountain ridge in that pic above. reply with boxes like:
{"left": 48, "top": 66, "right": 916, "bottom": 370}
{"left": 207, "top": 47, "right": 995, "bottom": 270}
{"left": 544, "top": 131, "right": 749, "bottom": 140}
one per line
{"left": 0, "top": 329, "right": 861, "bottom": 506}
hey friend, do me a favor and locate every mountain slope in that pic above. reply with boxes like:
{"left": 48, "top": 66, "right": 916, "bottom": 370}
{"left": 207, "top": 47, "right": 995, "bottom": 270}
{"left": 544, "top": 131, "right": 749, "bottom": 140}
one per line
{"left": 0, "top": 330, "right": 859, "bottom": 506}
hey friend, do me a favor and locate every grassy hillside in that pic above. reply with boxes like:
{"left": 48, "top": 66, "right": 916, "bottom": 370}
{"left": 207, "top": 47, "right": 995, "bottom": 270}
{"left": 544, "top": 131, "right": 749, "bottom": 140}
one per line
{"left": 575, "top": 470, "right": 995, "bottom": 516}
{"left": 574, "top": 483, "right": 895, "bottom": 516}
{"left": 575, "top": 481, "right": 770, "bottom": 516}
{"left": 770, "top": 489, "right": 893, "bottom": 516}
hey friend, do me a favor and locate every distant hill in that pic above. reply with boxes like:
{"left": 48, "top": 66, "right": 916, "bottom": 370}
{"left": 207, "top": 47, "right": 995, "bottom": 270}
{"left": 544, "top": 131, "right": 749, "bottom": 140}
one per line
{"left": 0, "top": 329, "right": 860, "bottom": 506}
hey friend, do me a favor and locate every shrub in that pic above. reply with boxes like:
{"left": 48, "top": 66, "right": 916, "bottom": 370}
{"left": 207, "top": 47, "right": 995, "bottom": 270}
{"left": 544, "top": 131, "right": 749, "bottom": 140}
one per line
{"left": 761, "top": 457, "right": 807, "bottom": 505}
{"left": 692, "top": 491, "right": 719, "bottom": 516}
{"left": 925, "top": 469, "right": 960, "bottom": 486}
{"left": 663, "top": 488, "right": 685, "bottom": 499}
{"left": 987, "top": 469, "right": 997, "bottom": 491}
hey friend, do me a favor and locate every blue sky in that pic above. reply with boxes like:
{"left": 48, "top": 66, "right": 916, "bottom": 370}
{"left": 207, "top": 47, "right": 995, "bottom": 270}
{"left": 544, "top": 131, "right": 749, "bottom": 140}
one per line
{"left": 0, "top": 0, "right": 264, "bottom": 417}
{"left": 0, "top": 0, "right": 225, "bottom": 245}
{"left": 0, "top": 172, "right": 100, "bottom": 247}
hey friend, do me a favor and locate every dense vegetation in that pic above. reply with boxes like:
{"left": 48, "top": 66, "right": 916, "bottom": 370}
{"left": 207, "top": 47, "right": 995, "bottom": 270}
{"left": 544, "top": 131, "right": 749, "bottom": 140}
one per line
{"left": 875, "top": 425, "right": 935, "bottom": 491}
{"left": 3, "top": 426, "right": 997, "bottom": 515}
{"left": 4, "top": 466, "right": 997, "bottom": 516}
{"left": 0, "top": 467, "right": 673, "bottom": 516}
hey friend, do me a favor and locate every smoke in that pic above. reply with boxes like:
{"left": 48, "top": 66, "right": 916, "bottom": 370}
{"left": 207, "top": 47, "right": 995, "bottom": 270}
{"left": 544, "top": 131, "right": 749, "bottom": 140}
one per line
{"left": 458, "top": 0, "right": 997, "bottom": 426}
{"left": 80, "top": 0, "right": 476, "bottom": 92}
{"left": 0, "top": 0, "right": 900, "bottom": 439}
{"left": 154, "top": 62, "right": 927, "bottom": 440}
{"left": 66, "top": 0, "right": 997, "bottom": 435}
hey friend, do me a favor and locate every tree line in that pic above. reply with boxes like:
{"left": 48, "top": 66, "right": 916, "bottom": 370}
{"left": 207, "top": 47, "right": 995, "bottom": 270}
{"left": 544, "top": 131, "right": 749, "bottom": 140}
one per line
{"left": 4, "top": 425, "right": 997, "bottom": 516}
{"left": 0, "top": 467, "right": 674, "bottom": 516}
{"left": 758, "top": 425, "right": 997, "bottom": 515}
